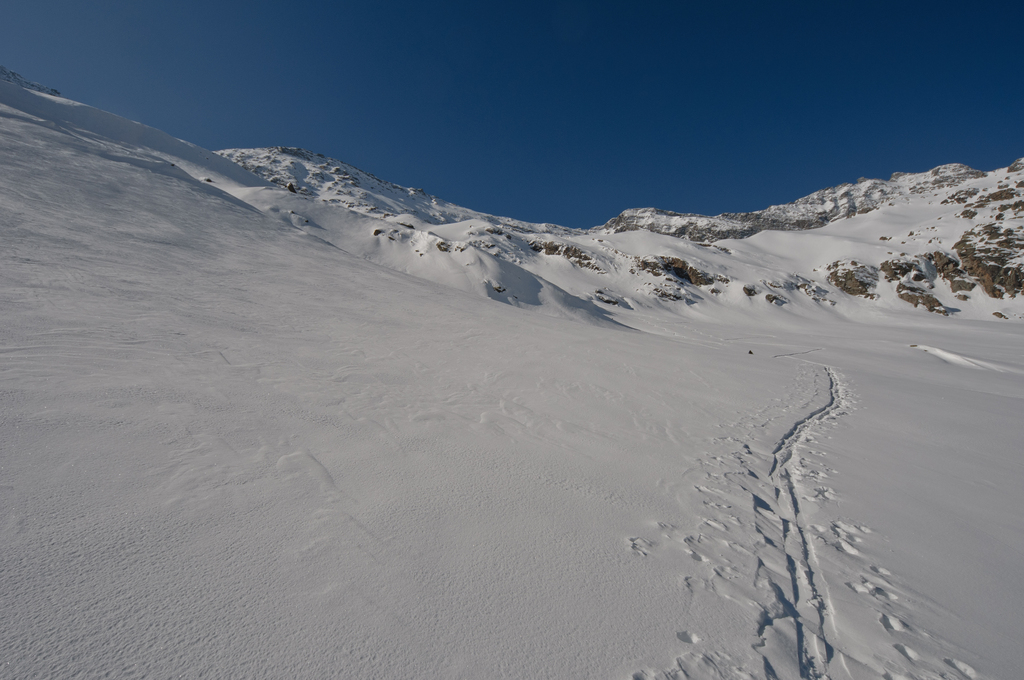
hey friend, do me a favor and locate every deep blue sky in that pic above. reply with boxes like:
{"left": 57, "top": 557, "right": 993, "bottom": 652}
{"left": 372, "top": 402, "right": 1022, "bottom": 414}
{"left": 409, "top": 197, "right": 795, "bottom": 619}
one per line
{"left": 4, "top": 1, "right": 1022, "bottom": 228}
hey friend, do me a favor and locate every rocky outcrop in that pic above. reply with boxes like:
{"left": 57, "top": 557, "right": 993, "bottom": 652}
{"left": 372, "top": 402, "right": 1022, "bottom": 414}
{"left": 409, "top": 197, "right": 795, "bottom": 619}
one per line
{"left": 879, "top": 259, "right": 915, "bottom": 282}
{"left": 924, "top": 251, "right": 975, "bottom": 292}
{"left": 954, "top": 185, "right": 1024, "bottom": 221}
{"left": 631, "top": 256, "right": 712, "bottom": 286}
{"left": 661, "top": 257, "right": 713, "bottom": 286}
{"left": 896, "top": 283, "right": 947, "bottom": 315}
{"left": 942, "top": 188, "right": 980, "bottom": 205}
{"left": 531, "top": 241, "right": 603, "bottom": 271}
{"left": 953, "top": 225, "right": 1024, "bottom": 298}
{"left": 826, "top": 261, "right": 878, "bottom": 298}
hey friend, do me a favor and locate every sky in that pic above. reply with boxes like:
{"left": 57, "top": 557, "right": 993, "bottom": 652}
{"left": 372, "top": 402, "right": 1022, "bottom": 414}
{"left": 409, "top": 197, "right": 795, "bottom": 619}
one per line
{"left": 4, "top": 0, "right": 1023, "bottom": 229}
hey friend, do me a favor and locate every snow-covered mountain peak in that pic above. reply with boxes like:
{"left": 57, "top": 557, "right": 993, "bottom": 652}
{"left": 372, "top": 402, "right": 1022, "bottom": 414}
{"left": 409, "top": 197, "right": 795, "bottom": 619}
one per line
{"left": 597, "top": 159, "right": 1008, "bottom": 242}
{"left": 0, "top": 65, "right": 60, "bottom": 97}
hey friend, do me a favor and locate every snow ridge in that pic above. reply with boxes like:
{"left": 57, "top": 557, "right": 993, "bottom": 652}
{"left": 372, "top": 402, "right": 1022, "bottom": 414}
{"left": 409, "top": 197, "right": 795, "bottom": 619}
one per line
{"left": 218, "top": 146, "right": 569, "bottom": 235}
{"left": 597, "top": 164, "right": 990, "bottom": 241}
{"left": 0, "top": 65, "right": 60, "bottom": 97}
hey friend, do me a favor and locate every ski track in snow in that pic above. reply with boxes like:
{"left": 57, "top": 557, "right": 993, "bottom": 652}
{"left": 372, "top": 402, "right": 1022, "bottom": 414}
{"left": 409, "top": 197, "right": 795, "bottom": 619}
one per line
{"left": 630, "top": 363, "right": 984, "bottom": 680}
{"left": 754, "top": 364, "right": 843, "bottom": 680}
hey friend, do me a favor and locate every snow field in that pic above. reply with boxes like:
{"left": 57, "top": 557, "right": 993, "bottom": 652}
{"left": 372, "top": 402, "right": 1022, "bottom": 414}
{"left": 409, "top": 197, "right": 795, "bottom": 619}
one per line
{"left": 1, "top": 80, "right": 1022, "bottom": 679}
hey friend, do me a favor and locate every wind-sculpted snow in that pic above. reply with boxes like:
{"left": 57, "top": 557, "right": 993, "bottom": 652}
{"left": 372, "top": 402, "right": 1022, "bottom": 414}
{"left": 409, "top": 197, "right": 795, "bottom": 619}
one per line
{"left": 2, "top": 73, "right": 1023, "bottom": 680}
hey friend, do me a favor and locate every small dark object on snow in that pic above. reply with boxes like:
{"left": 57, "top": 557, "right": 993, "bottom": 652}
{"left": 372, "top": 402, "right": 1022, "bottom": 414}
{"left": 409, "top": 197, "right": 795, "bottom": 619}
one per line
{"left": 286, "top": 182, "right": 297, "bottom": 193}
{"left": 748, "top": 350, "right": 753, "bottom": 355}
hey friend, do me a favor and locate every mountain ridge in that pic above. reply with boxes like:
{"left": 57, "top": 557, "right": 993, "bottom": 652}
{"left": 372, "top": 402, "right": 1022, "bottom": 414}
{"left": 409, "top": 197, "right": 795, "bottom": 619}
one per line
{"left": 218, "top": 146, "right": 570, "bottom": 237}
{"left": 218, "top": 144, "right": 1024, "bottom": 322}
{"left": 595, "top": 162, "right": 994, "bottom": 241}
{"left": 0, "top": 65, "right": 61, "bottom": 97}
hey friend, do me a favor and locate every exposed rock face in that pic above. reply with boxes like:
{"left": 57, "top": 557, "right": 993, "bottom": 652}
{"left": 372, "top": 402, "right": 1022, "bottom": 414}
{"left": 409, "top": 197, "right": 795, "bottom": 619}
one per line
{"left": 949, "top": 279, "right": 976, "bottom": 292}
{"left": 924, "top": 251, "right": 975, "bottom": 292}
{"left": 631, "top": 256, "right": 712, "bottom": 286}
{"left": 953, "top": 225, "right": 1024, "bottom": 298}
{"left": 826, "top": 261, "right": 878, "bottom": 297}
{"left": 880, "top": 259, "right": 916, "bottom": 282}
{"left": 876, "top": 253, "right": 971, "bottom": 313}
{"left": 661, "top": 257, "right": 713, "bottom": 286}
{"left": 530, "top": 241, "right": 603, "bottom": 271}
{"left": 942, "top": 188, "right": 980, "bottom": 205}
{"left": 896, "top": 283, "right": 947, "bottom": 315}
{"left": 952, "top": 184, "right": 1024, "bottom": 222}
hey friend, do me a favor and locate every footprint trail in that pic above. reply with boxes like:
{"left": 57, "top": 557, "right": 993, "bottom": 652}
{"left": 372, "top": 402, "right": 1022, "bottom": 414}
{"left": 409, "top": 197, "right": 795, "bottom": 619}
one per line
{"left": 628, "top": 361, "right": 992, "bottom": 680}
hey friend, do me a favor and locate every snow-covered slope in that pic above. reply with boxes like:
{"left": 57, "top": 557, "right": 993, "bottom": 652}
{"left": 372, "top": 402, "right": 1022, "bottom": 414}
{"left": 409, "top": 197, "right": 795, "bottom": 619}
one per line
{"left": 2, "top": 74, "right": 1023, "bottom": 680}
